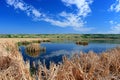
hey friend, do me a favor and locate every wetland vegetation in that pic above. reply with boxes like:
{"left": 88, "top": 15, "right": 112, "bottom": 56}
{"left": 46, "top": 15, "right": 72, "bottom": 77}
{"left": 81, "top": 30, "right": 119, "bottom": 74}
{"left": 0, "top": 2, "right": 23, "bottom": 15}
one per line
{"left": 0, "top": 34, "right": 120, "bottom": 39}
{"left": 0, "top": 34, "right": 120, "bottom": 80}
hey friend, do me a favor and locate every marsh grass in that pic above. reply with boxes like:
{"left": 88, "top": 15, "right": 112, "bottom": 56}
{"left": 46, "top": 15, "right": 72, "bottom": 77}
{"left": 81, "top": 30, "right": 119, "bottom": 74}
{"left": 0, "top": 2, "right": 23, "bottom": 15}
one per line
{"left": 17, "top": 39, "right": 51, "bottom": 47}
{"left": 25, "top": 43, "right": 46, "bottom": 56}
{"left": 0, "top": 41, "right": 32, "bottom": 80}
{"left": 0, "top": 40, "right": 120, "bottom": 80}
{"left": 36, "top": 47, "right": 120, "bottom": 80}
{"left": 32, "top": 40, "right": 41, "bottom": 43}
{"left": 42, "top": 39, "right": 51, "bottom": 42}
{"left": 17, "top": 41, "right": 31, "bottom": 46}
{"left": 23, "top": 43, "right": 46, "bottom": 58}
{"left": 76, "top": 41, "right": 88, "bottom": 46}
{"left": 26, "top": 43, "right": 40, "bottom": 52}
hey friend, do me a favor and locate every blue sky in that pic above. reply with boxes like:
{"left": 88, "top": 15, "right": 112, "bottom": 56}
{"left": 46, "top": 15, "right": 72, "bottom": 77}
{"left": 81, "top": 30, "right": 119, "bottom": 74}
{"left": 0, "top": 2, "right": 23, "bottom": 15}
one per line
{"left": 0, "top": 0, "right": 120, "bottom": 34}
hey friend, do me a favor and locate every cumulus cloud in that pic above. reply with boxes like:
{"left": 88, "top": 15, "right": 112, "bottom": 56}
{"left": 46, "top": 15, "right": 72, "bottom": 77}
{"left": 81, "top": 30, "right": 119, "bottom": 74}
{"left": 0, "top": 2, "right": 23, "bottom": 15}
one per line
{"left": 6, "top": 0, "right": 93, "bottom": 32}
{"left": 110, "top": 0, "right": 120, "bottom": 12}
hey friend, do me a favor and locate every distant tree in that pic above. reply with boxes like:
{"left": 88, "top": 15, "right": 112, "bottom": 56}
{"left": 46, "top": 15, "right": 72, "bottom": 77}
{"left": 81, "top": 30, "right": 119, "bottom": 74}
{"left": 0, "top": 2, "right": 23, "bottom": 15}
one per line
{"left": 7, "top": 35, "right": 12, "bottom": 38}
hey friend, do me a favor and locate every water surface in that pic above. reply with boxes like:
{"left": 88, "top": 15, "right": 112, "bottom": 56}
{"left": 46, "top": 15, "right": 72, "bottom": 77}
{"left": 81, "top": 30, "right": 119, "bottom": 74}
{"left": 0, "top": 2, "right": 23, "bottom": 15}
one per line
{"left": 20, "top": 40, "right": 120, "bottom": 68}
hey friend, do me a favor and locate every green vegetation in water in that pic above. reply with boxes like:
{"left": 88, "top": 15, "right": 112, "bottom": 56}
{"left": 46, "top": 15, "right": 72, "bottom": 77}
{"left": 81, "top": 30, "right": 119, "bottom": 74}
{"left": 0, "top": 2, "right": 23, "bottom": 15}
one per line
{"left": 32, "top": 40, "right": 41, "bottom": 43}
{"left": 30, "top": 67, "right": 37, "bottom": 76}
{"left": 17, "top": 39, "right": 51, "bottom": 47}
{"left": 17, "top": 41, "right": 32, "bottom": 46}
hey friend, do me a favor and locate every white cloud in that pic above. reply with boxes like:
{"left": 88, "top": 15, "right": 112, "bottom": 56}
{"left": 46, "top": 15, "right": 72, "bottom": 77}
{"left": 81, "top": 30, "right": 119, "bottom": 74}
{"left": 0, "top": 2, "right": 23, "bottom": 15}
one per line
{"left": 61, "top": 0, "right": 93, "bottom": 17}
{"left": 109, "top": 24, "right": 120, "bottom": 34}
{"left": 6, "top": 0, "right": 15, "bottom": 5}
{"left": 6, "top": 0, "right": 93, "bottom": 32}
{"left": 44, "top": 12, "right": 84, "bottom": 28}
{"left": 108, "top": 20, "right": 120, "bottom": 34}
{"left": 110, "top": 0, "right": 120, "bottom": 12}
{"left": 44, "top": 0, "right": 93, "bottom": 31}
{"left": 109, "top": 20, "right": 118, "bottom": 25}
{"left": 7, "top": 0, "right": 26, "bottom": 10}
{"left": 109, "top": 0, "right": 120, "bottom": 34}
{"left": 109, "top": 20, "right": 114, "bottom": 24}
{"left": 32, "top": 9, "right": 41, "bottom": 17}
{"left": 6, "top": 0, "right": 41, "bottom": 18}
{"left": 15, "top": 2, "right": 27, "bottom": 10}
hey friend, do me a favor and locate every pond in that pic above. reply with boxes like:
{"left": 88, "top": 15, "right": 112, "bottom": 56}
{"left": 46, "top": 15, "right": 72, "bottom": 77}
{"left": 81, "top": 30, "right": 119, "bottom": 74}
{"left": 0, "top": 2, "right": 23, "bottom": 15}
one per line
{"left": 19, "top": 40, "right": 120, "bottom": 69}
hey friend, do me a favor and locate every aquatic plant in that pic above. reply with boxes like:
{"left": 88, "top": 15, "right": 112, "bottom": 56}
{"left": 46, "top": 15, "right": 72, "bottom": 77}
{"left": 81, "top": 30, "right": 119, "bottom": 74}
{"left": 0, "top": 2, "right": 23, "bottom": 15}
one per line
{"left": 25, "top": 43, "right": 46, "bottom": 57}
{"left": 41, "top": 39, "right": 51, "bottom": 42}
{"left": 17, "top": 41, "right": 31, "bottom": 46}
{"left": 32, "top": 40, "right": 41, "bottom": 43}
{"left": 26, "top": 43, "right": 46, "bottom": 51}
{"left": 76, "top": 41, "right": 88, "bottom": 46}
{"left": 26, "top": 43, "right": 41, "bottom": 52}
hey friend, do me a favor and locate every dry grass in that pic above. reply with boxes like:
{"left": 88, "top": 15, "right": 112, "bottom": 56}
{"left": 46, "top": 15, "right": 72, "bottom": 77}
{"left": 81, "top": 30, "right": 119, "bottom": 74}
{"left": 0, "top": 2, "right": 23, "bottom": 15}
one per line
{"left": 25, "top": 43, "right": 46, "bottom": 57}
{"left": 26, "top": 43, "right": 41, "bottom": 52}
{"left": 76, "top": 41, "right": 88, "bottom": 46}
{"left": 0, "top": 38, "right": 120, "bottom": 80}
{"left": 36, "top": 48, "right": 120, "bottom": 80}
{"left": 0, "top": 38, "right": 49, "bottom": 44}
{"left": 0, "top": 41, "right": 33, "bottom": 80}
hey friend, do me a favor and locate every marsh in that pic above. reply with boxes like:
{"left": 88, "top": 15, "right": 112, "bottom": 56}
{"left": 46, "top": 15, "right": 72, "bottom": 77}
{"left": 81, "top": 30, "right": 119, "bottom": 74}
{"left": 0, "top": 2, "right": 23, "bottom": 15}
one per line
{"left": 19, "top": 40, "right": 120, "bottom": 69}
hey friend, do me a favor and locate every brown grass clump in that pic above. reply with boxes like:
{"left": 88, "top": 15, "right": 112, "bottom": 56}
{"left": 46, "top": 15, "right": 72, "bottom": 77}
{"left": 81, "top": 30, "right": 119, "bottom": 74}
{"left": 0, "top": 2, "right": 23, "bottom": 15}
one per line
{"left": 32, "top": 40, "right": 41, "bottom": 43}
{"left": 26, "top": 43, "right": 41, "bottom": 52}
{"left": 0, "top": 41, "right": 34, "bottom": 80}
{"left": 25, "top": 43, "right": 46, "bottom": 57}
{"left": 76, "top": 41, "right": 88, "bottom": 46}
{"left": 0, "top": 56, "right": 11, "bottom": 71}
{"left": 42, "top": 39, "right": 51, "bottom": 42}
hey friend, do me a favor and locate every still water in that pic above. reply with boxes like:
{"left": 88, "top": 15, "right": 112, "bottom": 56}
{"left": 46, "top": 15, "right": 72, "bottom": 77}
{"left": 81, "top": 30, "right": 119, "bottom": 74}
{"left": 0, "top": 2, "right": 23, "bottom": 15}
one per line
{"left": 20, "top": 40, "right": 120, "bottom": 68}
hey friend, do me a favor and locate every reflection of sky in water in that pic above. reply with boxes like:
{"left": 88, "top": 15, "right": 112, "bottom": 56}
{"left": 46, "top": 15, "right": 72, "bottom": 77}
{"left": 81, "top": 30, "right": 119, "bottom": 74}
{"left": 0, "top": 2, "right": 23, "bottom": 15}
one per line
{"left": 20, "top": 41, "right": 120, "bottom": 68}
{"left": 40, "top": 42, "right": 120, "bottom": 58}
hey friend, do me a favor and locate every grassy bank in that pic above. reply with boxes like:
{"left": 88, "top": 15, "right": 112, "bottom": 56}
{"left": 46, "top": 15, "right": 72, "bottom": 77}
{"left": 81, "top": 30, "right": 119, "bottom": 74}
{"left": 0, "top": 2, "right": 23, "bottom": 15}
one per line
{"left": 0, "top": 39, "right": 120, "bottom": 80}
{"left": 0, "top": 34, "right": 120, "bottom": 40}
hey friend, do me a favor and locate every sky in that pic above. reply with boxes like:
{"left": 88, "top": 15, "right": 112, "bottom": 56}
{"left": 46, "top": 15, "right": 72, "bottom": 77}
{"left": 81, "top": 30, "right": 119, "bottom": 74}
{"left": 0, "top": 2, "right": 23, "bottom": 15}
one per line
{"left": 0, "top": 0, "right": 120, "bottom": 34}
